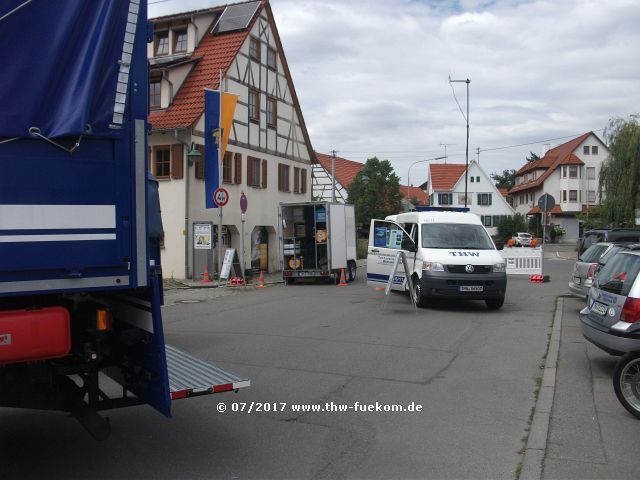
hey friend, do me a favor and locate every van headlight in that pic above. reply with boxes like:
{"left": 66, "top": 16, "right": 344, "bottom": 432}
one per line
{"left": 423, "top": 262, "right": 444, "bottom": 272}
{"left": 493, "top": 263, "right": 506, "bottom": 273}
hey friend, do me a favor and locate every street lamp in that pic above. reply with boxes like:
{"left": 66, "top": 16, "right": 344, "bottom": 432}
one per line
{"left": 406, "top": 156, "right": 447, "bottom": 211}
{"left": 449, "top": 77, "right": 470, "bottom": 207}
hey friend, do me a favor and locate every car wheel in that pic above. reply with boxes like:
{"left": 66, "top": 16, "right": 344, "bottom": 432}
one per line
{"left": 413, "top": 275, "right": 429, "bottom": 308}
{"left": 486, "top": 296, "right": 505, "bottom": 310}
{"left": 613, "top": 352, "right": 640, "bottom": 419}
{"left": 347, "top": 260, "right": 356, "bottom": 282}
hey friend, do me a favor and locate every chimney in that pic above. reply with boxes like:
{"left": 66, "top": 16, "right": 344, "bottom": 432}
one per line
{"left": 541, "top": 144, "right": 551, "bottom": 157}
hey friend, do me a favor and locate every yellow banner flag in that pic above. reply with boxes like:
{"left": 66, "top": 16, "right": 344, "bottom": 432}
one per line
{"left": 220, "top": 92, "right": 238, "bottom": 158}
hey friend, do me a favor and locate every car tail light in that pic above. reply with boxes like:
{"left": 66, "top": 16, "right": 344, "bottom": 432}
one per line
{"left": 587, "top": 264, "right": 598, "bottom": 279}
{"left": 621, "top": 298, "right": 640, "bottom": 324}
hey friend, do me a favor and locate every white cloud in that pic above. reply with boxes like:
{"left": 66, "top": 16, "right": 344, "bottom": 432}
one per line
{"left": 149, "top": 0, "right": 640, "bottom": 183}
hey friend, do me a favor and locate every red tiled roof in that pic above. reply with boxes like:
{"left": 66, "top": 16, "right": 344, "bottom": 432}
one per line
{"left": 429, "top": 163, "right": 467, "bottom": 190}
{"left": 558, "top": 153, "right": 584, "bottom": 166}
{"left": 401, "top": 185, "right": 429, "bottom": 205}
{"left": 509, "top": 133, "right": 592, "bottom": 195}
{"left": 499, "top": 188, "right": 509, "bottom": 197}
{"left": 315, "top": 152, "right": 364, "bottom": 189}
{"left": 148, "top": 29, "right": 248, "bottom": 130}
{"left": 527, "top": 205, "right": 563, "bottom": 215}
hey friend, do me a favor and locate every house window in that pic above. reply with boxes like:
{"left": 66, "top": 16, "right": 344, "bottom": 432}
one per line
{"left": 569, "top": 165, "right": 578, "bottom": 178}
{"left": 587, "top": 190, "right": 596, "bottom": 203}
{"left": 293, "top": 167, "right": 300, "bottom": 193}
{"left": 592, "top": 145, "right": 599, "bottom": 155}
{"left": 247, "top": 156, "right": 261, "bottom": 187}
{"left": 174, "top": 29, "right": 187, "bottom": 52}
{"left": 278, "top": 164, "right": 290, "bottom": 192}
{"left": 438, "top": 193, "right": 453, "bottom": 205}
{"left": 222, "top": 151, "right": 233, "bottom": 183}
{"left": 266, "top": 97, "right": 277, "bottom": 128}
{"left": 267, "top": 46, "right": 277, "bottom": 70}
{"left": 149, "top": 81, "right": 161, "bottom": 109}
{"left": 583, "top": 145, "right": 590, "bottom": 155}
{"left": 458, "top": 194, "right": 471, "bottom": 205}
{"left": 470, "top": 176, "right": 474, "bottom": 183}
{"left": 482, "top": 216, "right": 492, "bottom": 227}
{"left": 301, "top": 169, "right": 307, "bottom": 194}
{"left": 562, "top": 166, "right": 567, "bottom": 178}
{"left": 249, "top": 37, "right": 260, "bottom": 61}
{"left": 234, "top": 153, "right": 242, "bottom": 184}
{"left": 249, "top": 89, "right": 259, "bottom": 122}
{"left": 155, "top": 32, "right": 169, "bottom": 56}
{"left": 562, "top": 190, "right": 567, "bottom": 202}
{"left": 569, "top": 190, "right": 578, "bottom": 202}
{"left": 587, "top": 167, "right": 596, "bottom": 180}
{"left": 476, "top": 176, "right": 480, "bottom": 183}
{"left": 154, "top": 146, "right": 171, "bottom": 178}
{"left": 477, "top": 193, "right": 492, "bottom": 206}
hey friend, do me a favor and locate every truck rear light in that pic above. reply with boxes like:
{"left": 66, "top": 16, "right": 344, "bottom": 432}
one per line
{"left": 621, "top": 298, "right": 640, "bottom": 324}
{"left": 96, "top": 309, "right": 113, "bottom": 331}
{"left": 587, "top": 264, "right": 598, "bottom": 279}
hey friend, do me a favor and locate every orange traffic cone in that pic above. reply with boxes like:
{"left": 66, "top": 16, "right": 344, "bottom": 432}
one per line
{"left": 256, "top": 270, "right": 266, "bottom": 289}
{"left": 202, "top": 265, "right": 212, "bottom": 283}
{"left": 338, "top": 268, "right": 347, "bottom": 287}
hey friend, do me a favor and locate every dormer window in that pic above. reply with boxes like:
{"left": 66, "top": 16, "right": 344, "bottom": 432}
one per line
{"left": 174, "top": 29, "right": 187, "bottom": 52}
{"left": 249, "top": 37, "right": 260, "bottom": 61}
{"left": 155, "top": 32, "right": 169, "bottom": 56}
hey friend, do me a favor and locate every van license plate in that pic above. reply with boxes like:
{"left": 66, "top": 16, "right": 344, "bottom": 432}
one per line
{"left": 460, "top": 286, "right": 483, "bottom": 292}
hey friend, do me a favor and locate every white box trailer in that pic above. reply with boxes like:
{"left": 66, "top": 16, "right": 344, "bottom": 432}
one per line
{"left": 278, "top": 202, "right": 357, "bottom": 284}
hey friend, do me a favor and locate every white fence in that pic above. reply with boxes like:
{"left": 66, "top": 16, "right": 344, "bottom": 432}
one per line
{"left": 500, "top": 248, "right": 543, "bottom": 275}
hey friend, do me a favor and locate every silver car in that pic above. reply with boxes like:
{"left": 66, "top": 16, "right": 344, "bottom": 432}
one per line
{"left": 513, "top": 232, "right": 532, "bottom": 247}
{"left": 568, "top": 242, "right": 613, "bottom": 299}
{"left": 579, "top": 249, "right": 640, "bottom": 355}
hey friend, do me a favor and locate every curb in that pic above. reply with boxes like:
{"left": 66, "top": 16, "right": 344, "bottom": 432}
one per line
{"left": 520, "top": 296, "right": 563, "bottom": 480}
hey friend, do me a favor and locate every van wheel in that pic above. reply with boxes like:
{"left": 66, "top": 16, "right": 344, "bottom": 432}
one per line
{"left": 413, "top": 276, "right": 428, "bottom": 308}
{"left": 486, "top": 296, "right": 505, "bottom": 310}
{"left": 347, "top": 260, "right": 357, "bottom": 282}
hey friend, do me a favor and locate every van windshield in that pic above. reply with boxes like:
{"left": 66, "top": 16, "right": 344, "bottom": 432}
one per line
{"left": 421, "top": 223, "right": 495, "bottom": 250}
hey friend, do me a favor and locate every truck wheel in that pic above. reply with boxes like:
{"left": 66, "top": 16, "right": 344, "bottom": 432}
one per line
{"left": 486, "top": 296, "right": 505, "bottom": 310}
{"left": 347, "top": 260, "right": 357, "bottom": 282}
{"left": 413, "top": 276, "right": 428, "bottom": 308}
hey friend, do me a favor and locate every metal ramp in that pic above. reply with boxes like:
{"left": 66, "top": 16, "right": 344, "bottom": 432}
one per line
{"left": 165, "top": 344, "right": 250, "bottom": 400}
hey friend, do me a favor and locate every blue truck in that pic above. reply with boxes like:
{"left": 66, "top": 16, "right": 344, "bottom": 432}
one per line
{"left": 0, "top": 0, "right": 249, "bottom": 439}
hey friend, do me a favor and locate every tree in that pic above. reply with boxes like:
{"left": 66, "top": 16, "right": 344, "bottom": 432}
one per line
{"left": 347, "top": 157, "right": 402, "bottom": 228}
{"left": 599, "top": 116, "right": 640, "bottom": 227}
{"left": 526, "top": 151, "right": 540, "bottom": 163}
{"left": 490, "top": 169, "right": 517, "bottom": 190}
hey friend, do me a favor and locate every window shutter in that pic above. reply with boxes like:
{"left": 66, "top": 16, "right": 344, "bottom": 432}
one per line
{"left": 301, "top": 169, "right": 307, "bottom": 194}
{"left": 195, "top": 144, "right": 205, "bottom": 179}
{"left": 262, "top": 159, "right": 267, "bottom": 188}
{"left": 171, "top": 144, "right": 184, "bottom": 179}
{"left": 247, "top": 157, "right": 253, "bottom": 186}
{"left": 234, "top": 153, "right": 242, "bottom": 184}
{"left": 489, "top": 194, "right": 492, "bottom": 206}
{"left": 277, "top": 164, "right": 283, "bottom": 191}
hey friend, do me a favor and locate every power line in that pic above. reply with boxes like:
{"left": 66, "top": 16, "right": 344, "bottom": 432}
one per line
{"left": 479, "top": 130, "right": 604, "bottom": 153}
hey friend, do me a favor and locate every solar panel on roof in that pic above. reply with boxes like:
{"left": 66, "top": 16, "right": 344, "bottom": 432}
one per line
{"left": 211, "top": 1, "right": 261, "bottom": 34}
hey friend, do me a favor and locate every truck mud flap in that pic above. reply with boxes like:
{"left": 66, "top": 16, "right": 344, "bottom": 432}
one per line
{"left": 166, "top": 345, "right": 250, "bottom": 400}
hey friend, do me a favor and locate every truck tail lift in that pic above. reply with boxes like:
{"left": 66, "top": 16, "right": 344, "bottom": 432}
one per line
{"left": 0, "top": 0, "right": 249, "bottom": 439}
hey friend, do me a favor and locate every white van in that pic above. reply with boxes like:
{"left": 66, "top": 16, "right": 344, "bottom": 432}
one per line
{"left": 366, "top": 208, "right": 507, "bottom": 309}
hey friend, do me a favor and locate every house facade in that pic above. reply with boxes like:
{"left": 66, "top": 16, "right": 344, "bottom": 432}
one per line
{"left": 508, "top": 132, "right": 608, "bottom": 242}
{"left": 425, "top": 160, "right": 515, "bottom": 236}
{"left": 147, "top": 1, "right": 315, "bottom": 279}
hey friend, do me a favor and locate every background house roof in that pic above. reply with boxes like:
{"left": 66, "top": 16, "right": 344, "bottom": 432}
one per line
{"left": 429, "top": 164, "right": 468, "bottom": 190}
{"left": 401, "top": 185, "right": 429, "bottom": 205}
{"left": 509, "top": 132, "right": 592, "bottom": 194}
{"left": 315, "top": 152, "right": 364, "bottom": 189}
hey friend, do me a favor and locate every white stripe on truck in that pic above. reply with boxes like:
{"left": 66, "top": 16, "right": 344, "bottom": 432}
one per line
{"left": 0, "top": 205, "right": 116, "bottom": 230}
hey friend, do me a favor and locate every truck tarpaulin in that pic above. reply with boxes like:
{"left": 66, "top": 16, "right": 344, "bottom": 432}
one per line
{"left": 0, "top": 0, "right": 134, "bottom": 139}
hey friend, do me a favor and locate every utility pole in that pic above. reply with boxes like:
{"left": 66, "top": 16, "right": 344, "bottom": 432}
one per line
{"left": 331, "top": 149, "right": 337, "bottom": 203}
{"left": 440, "top": 143, "right": 455, "bottom": 164}
{"left": 449, "top": 77, "right": 470, "bottom": 208}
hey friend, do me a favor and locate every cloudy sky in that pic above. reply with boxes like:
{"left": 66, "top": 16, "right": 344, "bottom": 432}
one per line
{"left": 149, "top": 0, "right": 640, "bottom": 185}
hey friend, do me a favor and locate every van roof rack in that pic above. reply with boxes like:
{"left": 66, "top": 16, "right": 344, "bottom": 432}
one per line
{"left": 414, "top": 206, "right": 470, "bottom": 213}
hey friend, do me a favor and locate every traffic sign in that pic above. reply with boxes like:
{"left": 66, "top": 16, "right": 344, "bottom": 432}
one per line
{"left": 240, "top": 191, "right": 248, "bottom": 213}
{"left": 538, "top": 193, "right": 555, "bottom": 212}
{"left": 213, "top": 187, "right": 229, "bottom": 207}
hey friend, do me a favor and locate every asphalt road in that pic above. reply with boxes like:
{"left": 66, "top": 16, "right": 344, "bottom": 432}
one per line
{"left": 1, "top": 247, "right": 576, "bottom": 479}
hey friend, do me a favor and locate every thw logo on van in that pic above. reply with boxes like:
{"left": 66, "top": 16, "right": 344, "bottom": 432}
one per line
{"left": 449, "top": 252, "right": 480, "bottom": 257}
{"left": 0, "top": 334, "right": 12, "bottom": 346}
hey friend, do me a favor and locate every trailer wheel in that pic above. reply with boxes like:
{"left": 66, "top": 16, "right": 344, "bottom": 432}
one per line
{"left": 347, "top": 260, "right": 357, "bottom": 282}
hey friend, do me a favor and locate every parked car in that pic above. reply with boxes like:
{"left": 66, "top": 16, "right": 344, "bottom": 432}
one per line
{"left": 569, "top": 242, "right": 614, "bottom": 300}
{"left": 577, "top": 229, "right": 640, "bottom": 256}
{"left": 512, "top": 232, "right": 532, "bottom": 247}
{"left": 579, "top": 247, "right": 640, "bottom": 355}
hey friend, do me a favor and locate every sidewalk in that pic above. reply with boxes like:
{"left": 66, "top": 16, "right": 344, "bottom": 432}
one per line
{"left": 522, "top": 294, "right": 640, "bottom": 479}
